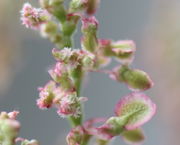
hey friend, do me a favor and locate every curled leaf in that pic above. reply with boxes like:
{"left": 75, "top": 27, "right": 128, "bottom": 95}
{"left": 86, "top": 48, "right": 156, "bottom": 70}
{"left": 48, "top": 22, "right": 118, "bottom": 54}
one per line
{"left": 114, "top": 93, "right": 156, "bottom": 130}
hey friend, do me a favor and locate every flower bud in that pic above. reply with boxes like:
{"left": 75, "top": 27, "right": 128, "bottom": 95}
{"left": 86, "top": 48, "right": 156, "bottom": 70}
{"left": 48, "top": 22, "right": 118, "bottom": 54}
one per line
{"left": 37, "top": 81, "right": 56, "bottom": 109}
{"left": 48, "top": 62, "right": 73, "bottom": 89}
{"left": 98, "top": 39, "right": 114, "bottom": 56}
{"left": 111, "top": 40, "right": 136, "bottom": 64}
{"left": 0, "top": 111, "right": 21, "bottom": 145}
{"left": 52, "top": 48, "right": 95, "bottom": 70}
{"left": 114, "top": 93, "right": 156, "bottom": 130}
{"left": 20, "top": 3, "right": 50, "bottom": 30}
{"left": 66, "top": 126, "right": 85, "bottom": 145}
{"left": 69, "top": 0, "right": 86, "bottom": 13}
{"left": 57, "top": 91, "right": 87, "bottom": 118}
{"left": 81, "top": 16, "right": 98, "bottom": 32}
{"left": 40, "top": 21, "right": 58, "bottom": 38}
{"left": 8, "top": 111, "right": 19, "bottom": 120}
{"left": 39, "top": 0, "right": 66, "bottom": 22}
{"left": 111, "top": 65, "right": 154, "bottom": 91}
{"left": 62, "top": 13, "right": 80, "bottom": 36}
{"left": 81, "top": 16, "right": 98, "bottom": 52}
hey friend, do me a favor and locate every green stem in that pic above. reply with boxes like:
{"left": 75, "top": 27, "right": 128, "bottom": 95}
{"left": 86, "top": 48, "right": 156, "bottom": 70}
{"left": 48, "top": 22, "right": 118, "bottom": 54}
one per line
{"left": 68, "top": 66, "right": 84, "bottom": 127}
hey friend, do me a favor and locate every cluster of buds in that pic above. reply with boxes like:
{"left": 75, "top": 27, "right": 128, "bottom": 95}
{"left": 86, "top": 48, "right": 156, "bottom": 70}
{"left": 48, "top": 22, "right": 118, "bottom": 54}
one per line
{"left": 20, "top": 3, "right": 50, "bottom": 30}
{"left": 37, "top": 48, "right": 95, "bottom": 118}
{"left": 0, "top": 111, "right": 39, "bottom": 145}
{"left": 37, "top": 81, "right": 87, "bottom": 118}
{"left": 52, "top": 48, "right": 95, "bottom": 70}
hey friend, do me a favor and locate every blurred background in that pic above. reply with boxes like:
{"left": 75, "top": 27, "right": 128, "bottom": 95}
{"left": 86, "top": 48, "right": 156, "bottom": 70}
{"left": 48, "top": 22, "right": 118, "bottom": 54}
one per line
{"left": 0, "top": 0, "right": 179, "bottom": 145}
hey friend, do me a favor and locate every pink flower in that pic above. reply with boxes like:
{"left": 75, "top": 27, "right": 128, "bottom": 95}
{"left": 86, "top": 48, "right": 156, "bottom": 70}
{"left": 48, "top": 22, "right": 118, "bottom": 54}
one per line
{"left": 52, "top": 48, "right": 95, "bottom": 70}
{"left": 57, "top": 91, "right": 87, "bottom": 118}
{"left": 81, "top": 16, "right": 98, "bottom": 31}
{"left": 37, "top": 81, "right": 56, "bottom": 109}
{"left": 48, "top": 62, "right": 68, "bottom": 81}
{"left": 20, "top": 3, "right": 49, "bottom": 29}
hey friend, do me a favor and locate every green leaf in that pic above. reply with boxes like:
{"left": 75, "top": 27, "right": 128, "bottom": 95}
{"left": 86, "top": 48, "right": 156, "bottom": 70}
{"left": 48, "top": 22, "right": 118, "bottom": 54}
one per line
{"left": 121, "top": 128, "right": 144, "bottom": 145}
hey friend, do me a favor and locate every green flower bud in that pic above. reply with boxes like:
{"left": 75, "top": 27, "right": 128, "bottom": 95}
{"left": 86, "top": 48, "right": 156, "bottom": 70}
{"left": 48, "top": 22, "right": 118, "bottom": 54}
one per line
{"left": 39, "top": 0, "right": 66, "bottom": 22}
{"left": 41, "top": 21, "right": 58, "bottom": 38}
{"left": 112, "top": 65, "right": 153, "bottom": 91}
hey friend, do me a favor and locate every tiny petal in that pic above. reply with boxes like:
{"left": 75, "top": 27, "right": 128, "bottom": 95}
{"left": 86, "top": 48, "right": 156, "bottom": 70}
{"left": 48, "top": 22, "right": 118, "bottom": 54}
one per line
{"left": 114, "top": 93, "right": 156, "bottom": 130}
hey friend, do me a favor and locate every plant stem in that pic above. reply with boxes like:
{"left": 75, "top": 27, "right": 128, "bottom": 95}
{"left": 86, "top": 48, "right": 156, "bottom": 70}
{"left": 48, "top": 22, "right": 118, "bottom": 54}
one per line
{"left": 68, "top": 65, "right": 84, "bottom": 127}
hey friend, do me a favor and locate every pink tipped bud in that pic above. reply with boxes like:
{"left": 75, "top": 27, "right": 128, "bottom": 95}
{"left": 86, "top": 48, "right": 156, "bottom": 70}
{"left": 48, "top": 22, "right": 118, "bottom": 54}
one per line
{"left": 81, "top": 16, "right": 98, "bottom": 52}
{"left": 48, "top": 62, "right": 74, "bottom": 89}
{"left": 20, "top": 3, "right": 50, "bottom": 29}
{"left": 52, "top": 48, "right": 95, "bottom": 70}
{"left": 110, "top": 65, "right": 154, "bottom": 91}
{"left": 66, "top": 126, "right": 85, "bottom": 145}
{"left": 111, "top": 40, "right": 136, "bottom": 64}
{"left": 37, "top": 81, "right": 56, "bottom": 109}
{"left": 52, "top": 48, "right": 73, "bottom": 62}
{"left": 81, "top": 16, "right": 98, "bottom": 31}
{"left": 57, "top": 92, "right": 86, "bottom": 118}
{"left": 114, "top": 93, "right": 156, "bottom": 130}
{"left": 8, "top": 111, "right": 19, "bottom": 120}
{"left": 0, "top": 111, "right": 21, "bottom": 144}
{"left": 98, "top": 39, "right": 114, "bottom": 56}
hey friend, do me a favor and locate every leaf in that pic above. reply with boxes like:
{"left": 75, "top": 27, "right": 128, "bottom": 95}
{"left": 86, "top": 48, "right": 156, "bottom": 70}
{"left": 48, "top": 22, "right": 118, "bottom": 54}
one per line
{"left": 121, "top": 128, "right": 145, "bottom": 145}
{"left": 114, "top": 93, "right": 156, "bottom": 130}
